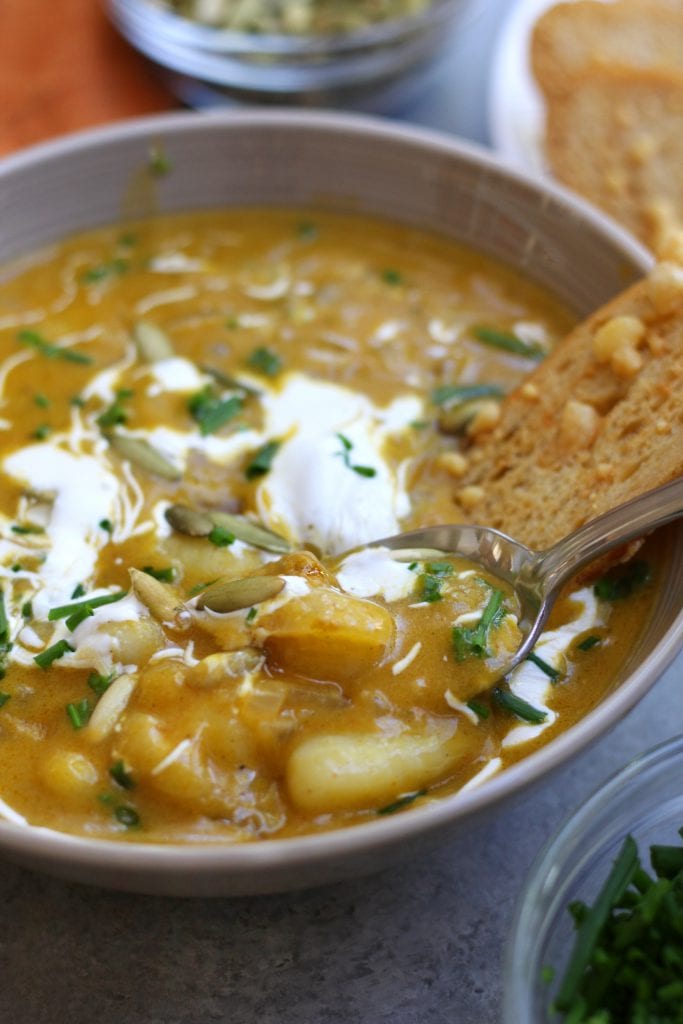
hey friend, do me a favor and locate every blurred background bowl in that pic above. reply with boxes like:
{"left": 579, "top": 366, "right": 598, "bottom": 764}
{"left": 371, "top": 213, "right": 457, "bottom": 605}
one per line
{"left": 503, "top": 733, "right": 683, "bottom": 1023}
{"left": 106, "top": 0, "right": 485, "bottom": 110}
{"left": 0, "top": 110, "right": 681, "bottom": 896}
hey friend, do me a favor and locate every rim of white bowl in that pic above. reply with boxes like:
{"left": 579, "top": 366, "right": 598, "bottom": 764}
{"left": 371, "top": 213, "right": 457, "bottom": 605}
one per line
{"left": 0, "top": 109, "right": 678, "bottom": 887}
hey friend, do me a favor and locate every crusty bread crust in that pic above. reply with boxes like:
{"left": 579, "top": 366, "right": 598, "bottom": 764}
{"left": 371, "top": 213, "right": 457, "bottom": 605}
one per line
{"left": 542, "top": 64, "right": 683, "bottom": 249}
{"left": 452, "top": 263, "right": 683, "bottom": 552}
{"left": 531, "top": 0, "right": 683, "bottom": 99}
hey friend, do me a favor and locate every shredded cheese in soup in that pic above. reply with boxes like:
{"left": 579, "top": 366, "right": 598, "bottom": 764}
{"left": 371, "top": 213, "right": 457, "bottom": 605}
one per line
{"left": 0, "top": 210, "right": 658, "bottom": 841}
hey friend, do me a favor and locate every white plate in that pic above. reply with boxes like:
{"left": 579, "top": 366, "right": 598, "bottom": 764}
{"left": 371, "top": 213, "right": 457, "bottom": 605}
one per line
{"left": 488, "top": 0, "right": 612, "bottom": 174}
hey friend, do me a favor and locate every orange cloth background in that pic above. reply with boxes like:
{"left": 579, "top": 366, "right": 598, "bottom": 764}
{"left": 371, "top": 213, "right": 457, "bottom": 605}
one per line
{"left": 0, "top": 0, "right": 176, "bottom": 156}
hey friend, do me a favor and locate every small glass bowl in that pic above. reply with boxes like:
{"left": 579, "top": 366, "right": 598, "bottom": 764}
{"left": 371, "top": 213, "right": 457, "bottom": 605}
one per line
{"left": 107, "top": 0, "right": 482, "bottom": 110}
{"left": 503, "top": 733, "right": 683, "bottom": 1023}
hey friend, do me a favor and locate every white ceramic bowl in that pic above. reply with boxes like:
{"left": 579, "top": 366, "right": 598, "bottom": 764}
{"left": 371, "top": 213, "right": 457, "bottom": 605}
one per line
{"left": 106, "top": 0, "right": 483, "bottom": 110}
{"left": 0, "top": 111, "right": 680, "bottom": 897}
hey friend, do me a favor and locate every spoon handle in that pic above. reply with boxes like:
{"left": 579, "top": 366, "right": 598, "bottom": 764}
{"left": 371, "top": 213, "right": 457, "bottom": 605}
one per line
{"left": 533, "top": 475, "right": 683, "bottom": 597}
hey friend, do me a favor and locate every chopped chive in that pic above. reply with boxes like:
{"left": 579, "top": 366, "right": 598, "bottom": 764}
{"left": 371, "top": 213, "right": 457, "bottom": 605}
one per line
{"left": 351, "top": 464, "right": 377, "bottom": 478}
{"left": 492, "top": 687, "right": 547, "bottom": 724}
{"left": 11, "top": 564, "right": 22, "bottom": 573}
{"left": 21, "top": 601, "right": 32, "bottom": 619}
{"left": 71, "top": 583, "right": 86, "bottom": 599}
{"left": 578, "top": 634, "right": 602, "bottom": 652}
{"left": 34, "top": 639, "right": 75, "bottom": 670}
{"left": 246, "top": 346, "right": 283, "bottom": 378}
{"left": 110, "top": 760, "right": 135, "bottom": 790}
{"left": 526, "top": 651, "right": 561, "bottom": 682}
{"left": 466, "top": 699, "right": 490, "bottom": 720}
{"left": 97, "top": 392, "right": 131, "bottom": 428}
{"left": 33, "top": 393, "right": 50, "bottom": 409}
{"left": 82, "top": 258, "right": 129, "bottom": 284}
{"left": 246, "top": 440, "right": 281, "bottom": 480}
{"left": 0, "top": 591, "right": 11, "bottom": 679}
{"left": 208, "top": 525, "right": 234, "bottom": 548}
{"left": 114, "top": 805, "right": 140, "bottom": 827}
{"left": 377, "top": 789, "right": 426, "bottom": 815}
{"left": 594, "top": 560, "right": 650, "bottom": 601}
{"left": 99, "top": 519, "right": 113, "bottom": 534}
{"left": 420, "top": 574, "right": 446, "bottom": 603}
{"left": 66, "top": 698, "right": 91, "bottom": 729}
{"left": 148, "top": 143, "right": 172, "bottom": 177}
{"left": 118, "top": 233, "right": 137, "bottom": 248}
{"left": 88, "top": 670, "right": 115, "bottom": 696}
{"left": 381, "top": 268, "right": 403, "bottom": 286}
{"left": 187, "top": 386, "right": 243, "bottom": 436}
{"left": 452, "top": 589, "right": 506, "bottom": 661}
{"left": 18, "top": 328, "right": 93, "bottom": 365}
{"left": 297, "top": 221, "right": 318, "bottom": 240}
{"left": 245, "top": 607, "right": 257, "bottom": 624}
{"left": 554, "top": 835, "right": 639, "bottom": 1012}
{"left": 334, "top": 433, "right": 377, "bottom": 478}
{"left": 48, "top": 590, "right": 127, "bottom": 621}
{"left": 431, "top": 384, "right": 504, "bottom": 407}
{"left": 0, "top": 692, "right": 10, "bottom": 708}
{"left": 70, "top": 395, "right": 86, "bottom": 407}
{"left": 407, "top": 562, "right": 418, "bottom": 572}
{"left": 141, "top": 565, "right": 175, "bottom": 583}
{"left": 187, "top": 579, "right": 216, "bottom": 597}
{"left": 11, "top": 523, "right": 44, "bottom": 535}
{"left": 471, "top": 325, "right": 544, "bottom": 359}
{"left": 31, "top": 424, "right": 51, "bottom": 441}
{"left": 65, "top": 605, "right": 94, "bottom": 631}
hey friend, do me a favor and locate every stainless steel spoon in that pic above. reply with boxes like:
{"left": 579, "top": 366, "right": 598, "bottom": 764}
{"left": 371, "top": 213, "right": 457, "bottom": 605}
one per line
{"left": 368, "top": 475, "right": 683, "bottom": 680}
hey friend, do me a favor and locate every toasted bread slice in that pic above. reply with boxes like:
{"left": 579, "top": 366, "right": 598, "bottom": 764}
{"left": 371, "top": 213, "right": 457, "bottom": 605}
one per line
{"left": 451, "top": 257, "right": 683, "bottom": 552}
{"left": 541, "top": 63, "right": 683, "bottom": 249}
{"left": 531, "top": 0, "right": 683, "bottom": 99}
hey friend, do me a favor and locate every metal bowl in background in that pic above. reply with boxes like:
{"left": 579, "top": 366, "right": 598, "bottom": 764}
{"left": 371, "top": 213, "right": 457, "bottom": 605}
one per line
{"left": 503, "top": 734, "right": 683, "bottom": 1023}
{"left": 0, "top": 110, "right": 680, "bottom": 897}
{"left": 106, "top": 0, "right": 485, "bottom": 110}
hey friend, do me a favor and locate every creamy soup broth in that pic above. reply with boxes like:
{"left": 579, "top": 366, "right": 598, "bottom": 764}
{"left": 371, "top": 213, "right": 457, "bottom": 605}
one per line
{"left": 0, "top": 210, "right": 657, "bottom": 841}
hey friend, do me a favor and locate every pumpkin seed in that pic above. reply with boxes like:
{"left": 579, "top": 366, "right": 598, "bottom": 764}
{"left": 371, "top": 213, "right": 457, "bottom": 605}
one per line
{"left": 107, "top": 433, "right": 181, "bottom": 481}
{"left": 210, "top": 512, "right": 290, "bottom": 553}
{"left": 129, "top": 568, "right": 184, "bottom": 624}
{"left": 165, "top": 503, "right": 214, "bottom": 537}
{"left": 196, "top": 575, "right": 285, "bottom": 613}
{"left": 87, "top": 673, "right": 137, "bottom": 742}
{"left": 133, "top": 320, "right": 174, "bottom": 362}
{"left": 200, "top": 364, "right": 260, "bottom": 397}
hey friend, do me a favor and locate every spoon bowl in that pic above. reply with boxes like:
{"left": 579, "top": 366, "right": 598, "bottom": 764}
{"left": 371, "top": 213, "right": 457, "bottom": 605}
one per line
{"left": 367, "top": 475, "right": 683, "bottom": 683}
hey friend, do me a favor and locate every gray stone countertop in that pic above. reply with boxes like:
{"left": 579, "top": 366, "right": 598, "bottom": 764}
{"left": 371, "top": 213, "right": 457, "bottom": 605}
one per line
{"left": 2, "top": 2, "right": 682, "bottom": 1022}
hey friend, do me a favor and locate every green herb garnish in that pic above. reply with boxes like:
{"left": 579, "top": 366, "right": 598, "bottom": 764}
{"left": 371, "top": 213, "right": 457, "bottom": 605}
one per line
{"left": 99, "top": 519, "right": 113, "bottom": 534}
{"left": 31, "top": 423, "right": 50, "bottom": 441}
{"left": 0, "top": 692, "right": 10, "bottom": 708}
{"left": 97, "top": 388, "right": 133, "bottom": 428}
{"left": 33, "top": 393, "right": 50, "bottom": 409}
{"left": 471, "top": 325, "right": 544, "bottom": 359}
{"left": 21, "top": 601, "right": 32, "bottom": 619}
{"left": 65, "top": 605, "right": 94, "bottom": 632}
{"left": 527, "top": 651, "right": 561, "bottom": 682}
{"left": 208, "top": 525, "right": 234, "bottom": 548}
{"left": 0, "top": 591, "right": 11, "bottom": 681}
{"left": 297, "top": 221, "right": 318, "bottom": 240}
{"left": 88, "top": 670, "right": 116, "bottom": 696}
{"left": 18, "top": 329, "right": 93, "bottom": 365}
{"left": 452, "top": 589, "right": 506, "bottom": 661}
{"left": 246, "top": 440, "right": 281, "bottom": 480}
{"left": 71, "top": 583, "right": 86, "bottom": 599}
{"left": 110, "top": 760, "right": 135, "bottom": 790}
{"left": 335, "top": 433, "right": 377, "bottom": 479}
{"left": 247, "top": 346, "right": 283, "bottom": 377}
{"left": 82, "top": 258, "right": 129, "bottom": 284}
{"left": 431, "top": 384, "right": 504, "bottom": 407}
{"left": 578, "top": 634, "right": 602, "bottom": 652}
{"left": 48, "top": 590, "right": 127, "bottom": 622}
{"left": 492, "top": 687, "right": 547, "bottom": 724}
{"left": 66, "top": 698, "right": 91, "bottom": 729}
{"left": 466, "top": 699, "right": 490, "bottom": 720}
{"left": 381, "top": 268, "right": 403, "bottom": 286}
{"left": 187, "top": 386, "right": 243, "bottom": 436}
{"left": 377, "top": 789, "right": 426, "bottom": 815}
{"left": 11, "top": 523, "right": 44, "bottom": 535}
{"left": 34, "top": 639, "right": 75, "bottom": 670}
{"left": 114, "top": 805, "right": 140, "bottom": 828}
{"left": 418, "top": 561, "right": 454, "bottom": 603}
{"left": 245, "top": 607, "right": 257, "bottom": 624}
{"left": 594, "top": 560, "right": 651, "bottom": 601}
